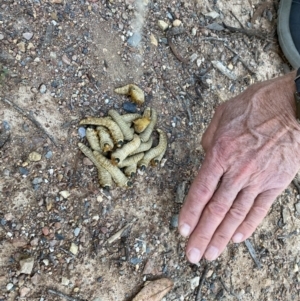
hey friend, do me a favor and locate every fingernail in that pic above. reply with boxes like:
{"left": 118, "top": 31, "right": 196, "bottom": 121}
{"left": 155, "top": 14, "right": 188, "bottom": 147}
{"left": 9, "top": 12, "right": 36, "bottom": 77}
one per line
{"left": 187, "top": 248, "right": 201, "bottom": 263}
{"left": 205, "top": 246, "right": 219, "bottom": 261}
{"left": 232, "top": 233, "right": 243, "bottom": 243}
{"left": 179, "top": 223, "right": 190, "bottom": 237}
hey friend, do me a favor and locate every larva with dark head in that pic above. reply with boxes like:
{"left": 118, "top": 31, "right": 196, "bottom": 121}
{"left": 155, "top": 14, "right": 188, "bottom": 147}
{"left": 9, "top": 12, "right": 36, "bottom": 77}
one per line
{"left": 151, "top": 147, "right": 167, "bottom": 167}
{"left": 138, "top": 129, "right": 167, "bottom": 170}
{"left": 108, "top": 109, "right": 134, "bottom": 141}
{"left": 111, "top": 134, "right": 141, "bottom": 165}
{"left": 124, "top": 164, "right": 138, "bottom": 178}
{"left": 121, "top": 113, "right": 141, "bottom": 123}
{"left": 79, "top": 117, "right": 124, "bottom": 147}
{"left": 129, "top": 137, "right": 153, "bottom": 156}
{"left": 96, "top": 126, "right": 114, "bottom": 152}
{"left": 118, "top": 152, "right": 144, "bottom": 168}
{"left": 86, "top": 128, "right": 102, "bottom": 152}
{"left": 78, "top": 143, "right": 112, "bottom": 189}
{"left": 93, "top": 151, "right": 132, "bottom": 187}
{"left": 139, "top": 109, "right": 157, "bottom": 142}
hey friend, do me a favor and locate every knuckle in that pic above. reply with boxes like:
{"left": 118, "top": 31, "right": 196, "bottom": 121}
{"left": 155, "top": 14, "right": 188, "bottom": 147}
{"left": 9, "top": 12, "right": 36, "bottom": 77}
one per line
{"left": 215, "top": 231, "right": 230, "bottom": 242}
{"left": 206, "top": 201, "right": 229, "bottom": 218}
{"left": 194, "top": 232, "right": 211, "bottom": 244}
{"left": 251, "top": 204, "right": 269, "bottom": 218}
{"left": 228, "top": 205, "right": 248, "bottom": 220}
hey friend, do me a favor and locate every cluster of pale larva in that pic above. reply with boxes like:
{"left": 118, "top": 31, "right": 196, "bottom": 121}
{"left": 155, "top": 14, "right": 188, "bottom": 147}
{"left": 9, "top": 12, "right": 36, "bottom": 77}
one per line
{"left": 78, "top": 107, "right": 167, "bottom": 190}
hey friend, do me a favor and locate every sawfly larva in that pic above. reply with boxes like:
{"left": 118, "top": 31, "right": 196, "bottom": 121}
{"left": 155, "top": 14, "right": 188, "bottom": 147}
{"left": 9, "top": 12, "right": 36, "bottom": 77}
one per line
{"left": 78, "top": 143, "right": 112, "bottom": 189}
{"left": 133, "top": 117, "right": 151, "bottom": 133}
{"left": 138, "top": 129, "right": 167, "bottom": 170}
{"left": 129, "top": 136, "right": 153, "bottom": 155}
{"left": 96, "top": 126, "right": 114, "bottom": 152}
{"left": 111, "top": 134, "right": 141, "bottom": 165}
{"left": 86, "top": 128, "right": 102, "bottom": 152}
{"left": 108, "top": 109, "right": 134, "bottom": 141}
{"left": 79, "top": 117, "right": 124, "bottom": 147}
{"left": 143, "top": 107, "right": 151, "bottom": 119}
{"left": 151, "top": 147, "right": 167, "bottom": 167}
{"left": 118, "top": 152, "right": 144, "bottom": 168}
{"left": 124, "top": 164, "right": 138, "bottom": 178}
{"left": 121, "top": 113, "right": 141, "bottom": 123}
{"left": 93, "top": 151, "right": 132, "bottom": 187}
{"left": 139, "top": 108, "right": 157, "bottom": 142}
{"left": 114, "top": 84, "right": 145, "bottom": 105}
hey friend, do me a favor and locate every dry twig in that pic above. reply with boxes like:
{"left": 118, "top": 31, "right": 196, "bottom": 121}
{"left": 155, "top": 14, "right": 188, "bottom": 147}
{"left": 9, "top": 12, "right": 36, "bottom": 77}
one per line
{"left": 195, "top": 264, "right": 209, "bottom": 301}
{"left": 48, "top": 289, "right": 84, "bottom": 301}
{"left": 244, "top": 239, "right": 262, "bottom": 269}
{"left": 1, "top": 98, "right": 58, "bottom": 147}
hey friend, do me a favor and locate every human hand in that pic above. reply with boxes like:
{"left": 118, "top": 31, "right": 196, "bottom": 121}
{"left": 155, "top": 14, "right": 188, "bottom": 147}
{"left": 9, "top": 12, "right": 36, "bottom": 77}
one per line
{"left": 178, "top": 71, "right": 300, "bottom": 263}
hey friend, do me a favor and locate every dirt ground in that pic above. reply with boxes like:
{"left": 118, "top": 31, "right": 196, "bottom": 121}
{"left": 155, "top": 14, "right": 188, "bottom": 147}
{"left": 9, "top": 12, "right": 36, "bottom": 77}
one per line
{"left": 1, "top": 0, "right": 300, "bottom": 300}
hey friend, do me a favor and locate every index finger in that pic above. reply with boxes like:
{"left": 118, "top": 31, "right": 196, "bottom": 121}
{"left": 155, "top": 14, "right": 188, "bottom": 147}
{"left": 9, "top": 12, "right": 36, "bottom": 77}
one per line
{"left": 178, "top": 153, "right": 223, "bottom": 237}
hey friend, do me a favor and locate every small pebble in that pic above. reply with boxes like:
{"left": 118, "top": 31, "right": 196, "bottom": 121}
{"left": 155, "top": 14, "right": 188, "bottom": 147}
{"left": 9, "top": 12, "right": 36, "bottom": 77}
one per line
{"left": 0, "top": 33, "right": 4, "bottom": 40}
{"left": 122, "top": 102, "right": 137, "bottom": 113}
{"left": 78, "top": 127, "right": 86, "bottom": 138}
{"left": 42, "top": 259, "right": 49, "bottom": 266}
{"left": 32, "top": 177, "right": 43, "bottom": 185}
{"left": 42, "top": 227, "right": 49, "bottom": 236}
{"left": 19, "top": 167, "right": 29, "bottom": 175}
{"left": 45, "top": 151, "right": 52, "bottom": 159}
{"left": 19, "top": 287, "right": 30, "bottom": 297}
{"left": 55, "top": 233, "right": 65, "bottom": 240}
{"left": 173, "top": 19, "right": 182, "bottom": 27}
{"left": 59, "top": 190, "right": 70, "bottom": 198}
{"left": 6, "top": 283, "right": 14, "bottom": 291}
{"left": 19, "top": 257, "right": 35, "bottom": 274}
{"left": 28, "top": 151, "right": 42, "bottom": 162}
{"left": 3, "top": 121, "right": 11, "bottom": 131}
{"left": 74, "top": 228, "right": 81, "bottom": 237}
{"left": 17, "top": 42, "right": 26, "bottom": 52}
{"left": 130, "top": 257, "right": 142, "bottom": 265}
{"left": 158, "top": 20, "right": 169, "bottom": 31}
{"left": 70, "top": 243, "right": 78, "bottom": 255}
{"left": 23, "top": 32, "right": 33, "bottom": 40}
{"left": 127, "top": 32, "right": 142, "bottom": 47}
{"left": 61, "top": 277, "right": 70, "bottom": 286}
{"left": 170, "top": 214, "right": 179, "bottom": 228}
{"left": 39, "top": 84, "right": 47, "bottom": 94}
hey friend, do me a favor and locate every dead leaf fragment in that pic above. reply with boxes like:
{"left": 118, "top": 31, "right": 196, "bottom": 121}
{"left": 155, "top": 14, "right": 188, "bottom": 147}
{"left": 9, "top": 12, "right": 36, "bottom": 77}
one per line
{"left": 132, "top": 278, "right": 173, "bottom": 301}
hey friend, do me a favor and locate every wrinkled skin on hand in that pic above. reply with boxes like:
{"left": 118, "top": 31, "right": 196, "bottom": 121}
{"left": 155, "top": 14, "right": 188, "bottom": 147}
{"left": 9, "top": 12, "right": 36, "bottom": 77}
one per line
{"left": 178, "top": 71, "right": 300, "bottom": 263}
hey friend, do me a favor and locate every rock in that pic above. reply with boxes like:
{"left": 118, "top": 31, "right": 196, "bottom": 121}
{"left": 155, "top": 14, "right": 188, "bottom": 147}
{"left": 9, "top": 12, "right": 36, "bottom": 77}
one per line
{"left": 45, "top": 151, "right": 52, "bottom": 159}
{"left": 78, "top": 127, "right": 86, "bottom": 138}
{"left": 170, "top": 214, "right": 178, "bottom": 228}
{"left": 74, "top": 228, "right": 81, "bottom": 237}
{"left": 19, "top": 287, "right": 30, "bottom": 297}
{"left": 28, "top": 152, "right": 42, "bottom": 162}
{"left": 4, "top": 212, "right": 13, "bottom": 221}
{"left": 59, "top": 190, "right": 70, "bottom": 199}
{"left": 206, "top": 22, "right": 224, "bottom": 31}
{"left": 83, "top": 157, "right": 93, "bottom": 166}
{"left": 42, "top": 259, "right": 49, "bottom": 266}
{"left": 190, "top": 53, "right": 198, "bottom": 63}
{"left": 191, "top": 27, "right": 197, "bottom": 36}
{"left": 19, "top": 257, "right": 34, "bottom": 274}
{"left": 158, "top": 20, "right": 169, "bottom": 31}
{"left": 30, "top": 238, "right": 39, "bottom": 246}
{"left": 23, "top": 32, "right": 33, "bottom": 40}
{"left": 70, "top": 242, "right": 78, "bottom": 255}
{"left": 295, "top": 202, "right": 300, "bottom": 214}
{"left": 204, "top": 11, "right": 220, "bottom": 19}
{"left": 130, "top": 257, "right": 142, "bottom": 265}
{"left": 0, "top": 33, "right": 4, "bottom": 40}
{"left": 142, "top": 259, "right": 160, "bottom": 275}
{"left": 17, "top": 42, "right": 26, "bottom": 52}
{"left": 19, "top": 167, "right": 29, "bottom": 175}
{"left": 32, "top": 177, "right": 43, "bottom": 185}
{"left": 190, "top": 276, "right": 200, "bottom": 290}
{"left": 175, "top": 181, "right": 187, "bottom": 203}
{"left": 6, "top": 283, "right": 14, "bottom": 291}
{"left": 39, "top": 84, "right": 47, "bottom": 94}
{"left": 52, "top": 0, "right": 63, "bottom": 3}
{"left": 122, "top": 102, "right": 137, "bottom": 113}
{"left": 62, "top": 54, "right": 71, "bottom": 65}
{"left": 61, "top": 277, "right": 70, "bottom": 286}
{"left": 42, "top": 227, "right": 49, "bottom": 236}
{"left": 31, "top": 273, "right": 41, "bottom": 285}
{"left": 127, "top": 32, "right": 142, "bottom": 47}
{"left": 173, "top": 19, "right": 182, "bottom": 27}
{"left": 150, "top": 34, "right": 158, "bottom": 46}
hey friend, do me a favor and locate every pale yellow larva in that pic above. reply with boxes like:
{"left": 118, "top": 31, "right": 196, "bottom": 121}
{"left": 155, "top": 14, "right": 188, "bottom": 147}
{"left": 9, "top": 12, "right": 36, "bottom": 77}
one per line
{"left": 121, "top": 113, "right": 141, "bottom": 123}
{"left": 114, "top": 84, "right": 145, "bottom": 105}
{"left": 139, "top": 109, "right": 157, "bottom": 142}
{"left": 78, "top": 143, "right": 112, "bottom": 189}
{"left": 96, "top": 126, "right": 114, "bottom": 152}
{"left": 93, "top": 151, "right": 132, "bottom": 187}
{"left": 138, "top": 129, "right": 167, "bottom": 170}
{"left": 79, "top": 117, "right": 124, "bottom": 147}
{"left": 111, "top": 134, "right": 141, "bottom": 165}
{"left": 86, "top": 128, "right": 102, "bottom": 152}
{"left": 118, "top": 152, "right": 144, "bottom": 168}
{"left": 124, "top": 164, "right": 138, "bottom": 178}
{"left": 133, "top": 117, "right": 151, "bottom": 133}
{"left": 129, "top": 136, "right": 153, "bottom": 156}
{"left": 151, "top": 147, "right": 167, "bottom": 167}
{"left": 108, "top": 109, "right": 134, "bottom": 141}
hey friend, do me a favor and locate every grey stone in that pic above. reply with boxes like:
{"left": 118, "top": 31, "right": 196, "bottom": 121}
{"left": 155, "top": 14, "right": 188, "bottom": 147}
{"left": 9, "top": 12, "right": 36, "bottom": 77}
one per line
{"left": 127, "top": 32, "right": 142, "bottom": 47}
{"left": 19, "top": 257, "right": 34, "bottom": 274}
{"left": 23, "top": 32, "right": 33, "bottom": 40}
{"left": 170, "top": 214, "right": 179, "bottom": 228}
{"left": 32, "top": 177, "right": 43, "bottom": 185}
{"left": 78, "top": 127, "right": 86, "bottom": 138}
